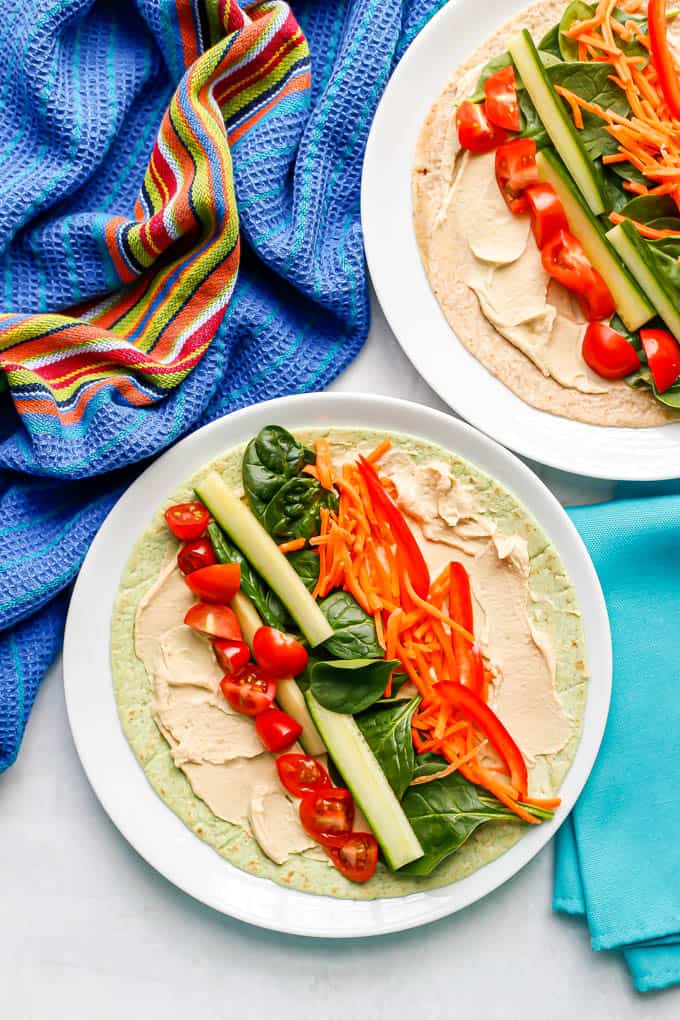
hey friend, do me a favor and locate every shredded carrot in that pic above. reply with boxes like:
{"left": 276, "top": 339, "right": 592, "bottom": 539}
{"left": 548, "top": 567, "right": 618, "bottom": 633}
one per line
{"left": 303, "top": 464, "right": 320, "bottom": 481}
{"left": 522, "top": 795, "right": 562, "bottom": 809}
{"left": 366, "top": 438, "right": 391, "bottom": 463}
{"left": 622, "top": 179, "right": 649, "bottom": 194}
{"left": 609, "top": 211, "right": 680, "bottom": 238}
{"left": 409, "top": 740, "right": 486, "bottom": 785}
{"left": 313, "top": 438, "right": 335, "bottom": 491}
{"left": 277, "top": 537, "right": 306, "bottom": 554}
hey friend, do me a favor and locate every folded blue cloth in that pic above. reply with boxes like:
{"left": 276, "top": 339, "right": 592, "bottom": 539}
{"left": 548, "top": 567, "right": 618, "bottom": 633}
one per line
{"left": 555, "top": 491, "right": 680, "bottom": 992}
{"left": 0, "top": 0, "right": 446, "bottom": 770}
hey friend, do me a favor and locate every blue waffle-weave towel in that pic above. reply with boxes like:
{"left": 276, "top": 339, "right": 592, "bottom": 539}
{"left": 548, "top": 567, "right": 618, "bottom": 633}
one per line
{"left": 0, "top": 0, "right": 445, "bottom": 770}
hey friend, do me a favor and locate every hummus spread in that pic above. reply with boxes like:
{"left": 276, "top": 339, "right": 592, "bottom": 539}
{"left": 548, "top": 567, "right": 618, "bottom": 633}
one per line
{"left": 134, "top": 445, "right": 572, "bottom": 866}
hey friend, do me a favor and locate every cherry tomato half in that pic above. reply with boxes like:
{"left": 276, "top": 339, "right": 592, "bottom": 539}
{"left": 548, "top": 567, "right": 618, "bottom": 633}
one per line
{"left": 484, "top": 65, "right": 521, "bottom": 132}
{"left": 184, "top": 603, "right": 242, "bottom": 640}
{"left": 220, "top": 666, "right": 276, "bottom": 716}
{"left": 640, "top": 327, "right": 680, "bottom": 392}
{"left": 185, "top": 563, "right": 241, "bottom": 604}
{"left": 177, "top": 537, "right": 217, "bottom": 574}
{"left": 255, "top": 708, "right": 303, "bottom": 753}
{"left": 582, "top": 323, "right": 641, "bottom": 380}
{"left": 252, "top": 626, "right": 308, "bottom": 679}
{"left": 456, "top": 100, "right": 508, "bottom": 154}
{"left": 299, "top": 788, "right": 355, "bottom": 848}
{"left": 276, "top": 753, "right": 331, "bottom": 798}
{"left": 164, "top": 502, "right": 209, "bottom": 541}
{"left": 495, "top": 138, "right": 538, "bottom": 213}
{"left": 525, "top": 183, "right": 568, "bottom": 247}
{"left": 213, "top": 638, "right": 250, "bottom": 674}
{"left": 328, "top": 833, "right": 379, "bottom": 883}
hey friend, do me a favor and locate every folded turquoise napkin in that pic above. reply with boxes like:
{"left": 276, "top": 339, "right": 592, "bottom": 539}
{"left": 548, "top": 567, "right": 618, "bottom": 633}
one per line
{"left": 554, "top": 490, "right": 680, "bottom": 993}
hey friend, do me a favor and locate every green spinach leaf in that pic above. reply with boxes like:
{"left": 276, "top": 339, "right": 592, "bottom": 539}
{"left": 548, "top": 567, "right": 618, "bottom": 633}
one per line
{"left": 619, "top": 194, "right": 680, "bottom": 225}
{"left": 546, "top": 62, "right": 630, "bottom": 160}
{"left": 538, "top": 24, "right": 562, "bottom": 60}
{"left": 207, "top": 521, "right": 290, "bottom": 629}
{"left": 309, "top": 658, "right": 400, "bottom": 714}
{"left": 399, "top": 755, "right": 552, "bottom": 876}
{"left": 320, "top": 591, "right": 383, "bottom": 660}
{"left": 355, "top": 697, "right": 420, "bottom": 798}
{"left": 470, "top": 50, "right": 561, "bottom": 103}
{"left": 286, "top": 548, "right": 320, "bottom": 592}
{"left": 243, "top": 426, "right": 338, "bottom": 542}
{"left": 558, "top": 1, "right": 595, "bottom": 60}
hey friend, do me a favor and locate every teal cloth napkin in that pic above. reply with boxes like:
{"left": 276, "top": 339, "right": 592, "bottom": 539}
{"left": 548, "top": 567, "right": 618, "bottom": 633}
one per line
{"left": 554, "top": 489, "right": 680, "bottom": 992}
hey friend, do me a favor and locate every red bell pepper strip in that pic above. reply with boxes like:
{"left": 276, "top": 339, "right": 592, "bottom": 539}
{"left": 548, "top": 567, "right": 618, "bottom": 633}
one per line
{"left": 439, "top": 680, "right": 528, "bottom": 798}
{"left": 356, "top": 455, "right": 431, "bottom": 599}
{"left": 648, "top": 0, "right": 680, "bottom": 120}
{"left": 448, "top": 563, "right": 486, "bottom": 699}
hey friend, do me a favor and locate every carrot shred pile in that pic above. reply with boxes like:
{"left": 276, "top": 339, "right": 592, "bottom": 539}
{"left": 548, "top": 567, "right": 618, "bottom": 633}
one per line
{"left": 560, "top": 0, "right": 680, "bottom": 225}
{"left": 309, "top": 438, "right": 556, "bottom": 822}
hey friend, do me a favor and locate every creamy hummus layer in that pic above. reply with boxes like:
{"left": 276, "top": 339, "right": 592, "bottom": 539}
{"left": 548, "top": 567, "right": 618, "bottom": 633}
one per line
{"left": 134, "top": 442, "right": 572, "bottom": 867}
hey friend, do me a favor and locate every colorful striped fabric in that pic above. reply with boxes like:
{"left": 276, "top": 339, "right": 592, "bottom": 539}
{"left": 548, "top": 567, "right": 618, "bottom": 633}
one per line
{"left": 0, "top": 0, "right": 445, "bottom": 770}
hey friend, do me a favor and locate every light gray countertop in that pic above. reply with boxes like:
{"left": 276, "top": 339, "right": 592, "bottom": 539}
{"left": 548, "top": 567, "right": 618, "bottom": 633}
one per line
{"left": 2, "top": 293, "right": 677, "bottom": 1019}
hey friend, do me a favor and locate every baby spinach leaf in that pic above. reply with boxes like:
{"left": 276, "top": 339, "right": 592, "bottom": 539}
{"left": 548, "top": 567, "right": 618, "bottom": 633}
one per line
{"left": 355, "top": 697, "right": 420, "bottom": 798}
{"left": 207, "top": 521, "right": 290, "bottom": 630}
{"left": 243, "top": 425, "right": 338, "bottom": 542}
{"left": 546, "top": 62, "right": 630, "bottom": 160}
{"left": 262, "top": 475, "right": 338, "bottom": 542}
{"left": 320, "top": 591, "right": 383, "bottom": 660}
{"left": 518, "top": 90, "right": 549, "bottom": 147}
{"left": 558, "top": 1, "right": 594, "bottom": 60}
{"left": 538, "top": 24, "right": 563, "bottom": 60}
{"left": 286, "top": 548, "right": 320, "bottom": 592}
{"left": 310, "top": 658, "right": 400, "bottom": 714}
{"left": 399, "top": 755, "right": 552, "bottom": 876}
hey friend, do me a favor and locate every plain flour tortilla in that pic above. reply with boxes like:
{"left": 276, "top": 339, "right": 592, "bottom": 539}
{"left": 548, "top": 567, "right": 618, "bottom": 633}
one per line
{"left": 413, "top": 0, "right": 680, "bottom": 428}
{"left": 111, "top": 429, "right": 588, "bottom": 900}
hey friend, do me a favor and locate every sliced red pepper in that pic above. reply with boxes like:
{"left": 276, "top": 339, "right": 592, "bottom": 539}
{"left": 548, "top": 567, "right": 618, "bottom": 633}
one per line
{"left": 640, "top": 327, "right": 680, "bottom": 392}
{"left": 648, "top": 0, "right": 680, "bottom": 120}
{"left": 439, "top": 681, "right": 528, "bottom": 798}
{"left": 356, "top": 456, "right": 430, "bottom": 599}
{"left": 448, "top": 563, "right": 486, "bottom": 699}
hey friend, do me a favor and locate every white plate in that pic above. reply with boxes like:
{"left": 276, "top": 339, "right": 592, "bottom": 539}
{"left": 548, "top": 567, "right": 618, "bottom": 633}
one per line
{"left": 361, "top": 0, "right": 680, "bottom": 480}
{"left": 64, "top": 393, "right": 611, "bottom": 937}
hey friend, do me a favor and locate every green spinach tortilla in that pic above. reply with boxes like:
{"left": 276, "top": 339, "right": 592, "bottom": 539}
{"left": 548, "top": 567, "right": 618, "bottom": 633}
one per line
{"left": 110, "top": 428, "right": 587, "bottom": 899}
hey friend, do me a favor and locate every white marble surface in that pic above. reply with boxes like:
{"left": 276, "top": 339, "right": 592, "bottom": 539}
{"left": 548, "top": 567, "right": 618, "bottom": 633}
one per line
{"left": 2, "top": 293, "right": 677, "bottom": 1019}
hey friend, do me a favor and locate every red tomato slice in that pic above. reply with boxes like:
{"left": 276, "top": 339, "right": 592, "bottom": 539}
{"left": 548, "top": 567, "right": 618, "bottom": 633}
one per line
{"left": 577, "top": 277, "right": 616, "bottom": 322}
{"left": 484, "top": 65, "right": 521, "bottom": 132}
{"left": 255, "top": 708, "right": 303, "bottom": 753}
{"left": 582, "top": 323, "right": 641, "bottom": 380}
{"left": 220, "top": 666, "right": 276, "bottom": 716}
{"left": 213, "top": 638, "right": 250, "bottom": 674}
{"left": 640, "top": 327, "right": 680, "bottom": 392}
{"left": 184, "top": 603, "right": 242, "bottom": 640}
{"left": 299, "top": 788, "right": 355, "bottom": 847}
{"left": 456, "top": 100, "right": 508, "bottom": 154}
{"left": 184, "top": 563, "right": 241, "bottom": 603}
{"left": 252, "top": 626, "right": 308, "bottom": 679}
{"left": 525, "top": 183, "right": 568, "bottom": 247}
{"left": 276, "top": 753, "right": 331, "bottom": 798}
{"left": 494, "top": 138, "right": 538, "bottom": 213}
{"left": 164, "top": 502, "right": 209, "bottom": 541}
{"left": 328, "top": 833, "right": 379, "bottom": 883}
{"left": 177, "top": 537, "right": 217, "bottom": 574}
{"left": 540, "top": 230, "right": 615, "bottom": 319}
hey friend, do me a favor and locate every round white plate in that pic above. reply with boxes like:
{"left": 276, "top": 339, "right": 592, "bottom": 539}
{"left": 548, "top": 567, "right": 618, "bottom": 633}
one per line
{"left": 64, "top": 393, "right": 611, "bottom": 937}
{"left": 361, "top": 0, "right": 680, "bottom": 480}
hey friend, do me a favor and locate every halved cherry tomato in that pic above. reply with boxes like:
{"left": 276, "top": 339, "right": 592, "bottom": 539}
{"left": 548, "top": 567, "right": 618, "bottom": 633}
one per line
{"left": 494, "top": 138, "right": 538, "bottom": 214}
{"left": 484, "top": 66, "right": 521, "bottom": 132}
{"left": 582, "top": 322, "right": 641, "bottom": 380}
{"left": 456, "top": 100, "right": 508, "bottom": 154}
{"left": 299, "top": 788, "right": 355, "bottom": 847}
{"left": 276, "top": 753, "right": 331, "bottom": 798}
{"left": 252, "top": 626, "right": 308, "bottom": 679}
{"left": 577, "top": 278, "right": 616, "bottom": 322}
{"left": 184, "top": 603, "right": 242, "bottom": 640}
{"left": 213, "top": 638, "right": 250, "bottom": 674}
{"left": 255, "top": 708, "right": 303, "bottom": 753}
{"left": 640, "top": 327, "right": 680, "bottom": 392}
{"left": 177, "top": 537, "right": 217, "bottom": 574}
{"left": 164, "top": 502, "right": 209, "bottom": 541}
{"left": 328, "top": 833, "right": 379, "bottom": 883}
{"left": 525, "top": 183, "right": 568, "bottom": 247}
{"left": 220, "top": 665, "right": 276, "bottom": 716}
{"left": 185, "top": 563, "right": 241, "bottom": 604}
{"left": 356, "top": 456, "right": 430, "bottom": 599}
